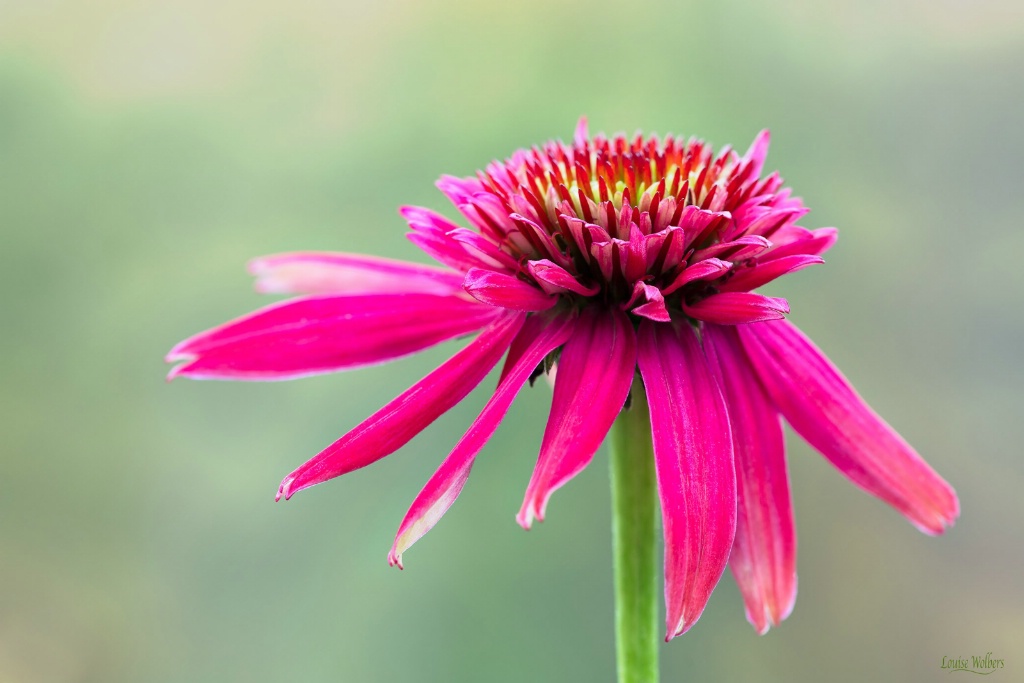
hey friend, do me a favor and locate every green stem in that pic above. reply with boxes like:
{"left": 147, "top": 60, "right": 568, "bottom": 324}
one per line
{"left": 608, "top": 382, "right": 659, "bottom": 683}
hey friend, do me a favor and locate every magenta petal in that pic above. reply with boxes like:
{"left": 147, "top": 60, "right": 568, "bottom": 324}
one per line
{"left": 764, "top": 227, "right": 839, "bottom": 261}
{"left": 662, "top": 258, "right": 732, "bottom": 295}
{"left": 517, "top": 307, "right": 637, "bottom": 528}
{"left": 388, "top": 312, "right": 576, "bottom": 567}
{"left": 691, "top": 235, "right": 771, "bottom": 262}
{"left": 637, "top": 320, "right": 736, "bottom": 639}
{"left": 527, "top": 259, "right": 600, "bottom": 296}
{"left": 684, "top": 292, "right": 789, "bottom": 325}
{"left": 463, "top": 268, "right": 558, "bottom": 311}
{"left": 277, "top": 311, "right": 526, "bottom": 501}
{"left": 718, "top": 254, "right": 823, "bottom": 293}
{"left": 167, "top": 293, "right": 501, "bottom": 380}
{"left": 248, "top": 252, "right": 464, "bottom": 296}
{"left": 738, "top": 319, "right": 959, "bottom": 534}
{"left": 704, "top": 324, "right": 796, "bottom": 635}
{"left": 629, "top": 282, "right": 671, "bottom": 322}
{"left": 448, "top": 228, "right": 521, "bottom": 271}
{"left": 744, "top": 129, "right": 771, "bottom": 177}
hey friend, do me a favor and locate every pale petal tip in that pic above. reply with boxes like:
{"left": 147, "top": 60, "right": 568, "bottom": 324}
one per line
{"left": 515, "top": 503, "right": 543, "bottom": 530}
{"left": 574, "top": 116, "right": 589, "bottom": 147}
{"left": 745, "top": 590, "right": 796, "bottom": 636}
{"left": 276, "top": 475, "right": 297, "bottom": 502}
{"left": 913, "top": 491, "right": 960, "bottom": 536}
{"left": 387, "top": 548, "right": 405, "bottom": 570}
{"left": 165, "top": 363, "right": 187, "bottom": 382}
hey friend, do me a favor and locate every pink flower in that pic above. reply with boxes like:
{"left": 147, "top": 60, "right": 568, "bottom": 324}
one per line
{"left": 167, "top": 119, "right": 959, "bottom": 639}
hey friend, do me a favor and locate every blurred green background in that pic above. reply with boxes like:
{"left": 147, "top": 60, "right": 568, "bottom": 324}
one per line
{"left": 2, "top": 1, "right": 1023, "bottom": 681}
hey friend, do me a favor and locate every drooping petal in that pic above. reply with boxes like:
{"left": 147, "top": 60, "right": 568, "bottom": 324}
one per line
{"left": 737, "top": 319, "right": 959, "bottom": 534}
{"left": 718, "top": 254, "right": 823, "bottom": 293}
{"left": 167, "top": 293, "right": 501, "bottom": 381}
{"left": 276, "top": 311, "right": 526, "bottom": 500}
{"left": 463, "top": 268, "right": 557, "bottom": 311}
{"left": 637, "top": 320, "right": 736, "bottom": 639}
{"left": 248, "top": 252, "right": 463, "bottom": 296}
{"left": 517, "top": 307, "right": 636, "bottom": 528}
{"left": 703, "top": 324, "right": 796, "bottom": 635}
{"left": 388, "top": 312, "right": 576, "bottom": 567}
{"left": 683, "top": 292, "right": 789, "bottom": 326}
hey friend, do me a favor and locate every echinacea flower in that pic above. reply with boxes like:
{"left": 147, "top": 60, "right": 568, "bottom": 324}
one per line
{"left": 167, "top": 119, "right": 958, "bottom": 640}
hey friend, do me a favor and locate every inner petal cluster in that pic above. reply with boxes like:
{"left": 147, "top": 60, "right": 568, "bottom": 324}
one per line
{"left": 404, "top": 119, "right": 835, "bottom": 326}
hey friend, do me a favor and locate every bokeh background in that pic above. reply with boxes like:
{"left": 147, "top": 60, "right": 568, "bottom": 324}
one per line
{"left": 2, "top": 1, "right": 1023, "bottom": 681}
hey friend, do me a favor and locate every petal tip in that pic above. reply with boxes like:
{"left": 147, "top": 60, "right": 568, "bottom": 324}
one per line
{"left": 276, "top": 475, "right": 297, "bottom": 502}
{"left": 515, "top": 505, "right": 540, "bottom": 530}
{"left": 574, "top": 116, "right": 589, "bottom": 147}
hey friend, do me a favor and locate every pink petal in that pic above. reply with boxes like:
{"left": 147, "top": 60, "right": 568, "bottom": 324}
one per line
{"left": 691, "top": 235, "right": 771, "bottom": 262}
{"left": 276, "top": 311, "right": 526, "bottom": 500}
{"left": 637, "top": 320, "right": 736, "bottom": 639}
{"left": 679, "top": 206, "right": 731, "bottom": 251}
{"left": 388, "top": 312, "right": 576, "bottom": 567}
{"left": 628, "top": 282, "right": 671, "bottom": 322}
{"left": 703, "top": 324, "right": 796, "bottom": 635}
{"left": 762, "top": 227, "right": 839, "bottom": 261}
{"left": 448, "top": 228, "right": 521, "bottom": 271}
{"left": 402, "top": 206, "right": 483, "bottom": 273}
{"left": 737, "top": 207, "right": 809, "bottom": 242}
{"left": 744, "top": 129, "right": 771, "bottom": 178}
{"left": 167, "top": 293, "right": 501, "bottom": 380}
{"left": 463, "top": 268, "right": 558, "bottom": 311}
{"left": 510, "top": 213, "right": 572, "bottom": 267}
{"left": 248, "top": 252, "right": 464, "bottom": 296}
{"left": 662, "top": 258, "right": 733, "bottom": 295}
{"left": 517, "top": 307, "right": 637, "bottom": 528}
{"left": 718, "top": 254, "right": 823, "bottom": 293}
{"left": 574, "top": 116, "right": 589, "bottom": 148}
{"left": 527, "top": 259, "right": 600, "bottom": 297}
{"left": 435, "top": 174, "right": 486, "bottom": 207}
{"left": 683, "top": 292, "right": 789, "bottom": 326}
{"left": 737, "top": 319, "right": 959, "bottom": 535}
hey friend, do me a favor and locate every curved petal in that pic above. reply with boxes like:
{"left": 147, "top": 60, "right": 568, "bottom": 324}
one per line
{"left": 629, "top": 282, "right": 670, "bottom": 322}
{"left": 704, "top": 324, "right": 796, "bottom": 635}
{"left": 276, "top": 311, "right": 526, "bottom": 500}
{"left": 744, "top": 129, "right": 771, "bottom": 178}
{"left": 402, "top": 206, "right": 489, "bottom": 273}
{"left": 637, "top": 320, "right": 736, "bottom": 639}
{"left": 388, "top": 311, "right": 577, "bottom": 567}
{"left": 691, "top": 235, "right": 770, "bottom": 262}
{"left": 762, "top": 227, "right": 838, "bottom": 261}
{"left": 718, "top": 255, "right": 823, "bottom": 293}
{"left": 737, "top": 319, "right": 959, "bottom": 534}
{"left": 517, "top": 307, "right": 636, "bottom": 528}
{"left": 463, "top": 268, "right": 557, "bottom": 311}
{"left": 683, "top": 292, "right": 789, "bottom": 326}
{"left": 167, "top": 293, "right": 501, "bottom": 381}
{"left": 527, "top": 259, "right": 601, "bottom": 297}
{"left": 662, "top": 258, "right": 732, "bottom": 295}
{"left": 248, "top": 252, "right": 464, "bottom": 296}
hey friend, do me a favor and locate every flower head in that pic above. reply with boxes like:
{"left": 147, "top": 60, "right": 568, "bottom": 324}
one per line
{"left": 167, "top": 119, "right": 958, "bottom": 639}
